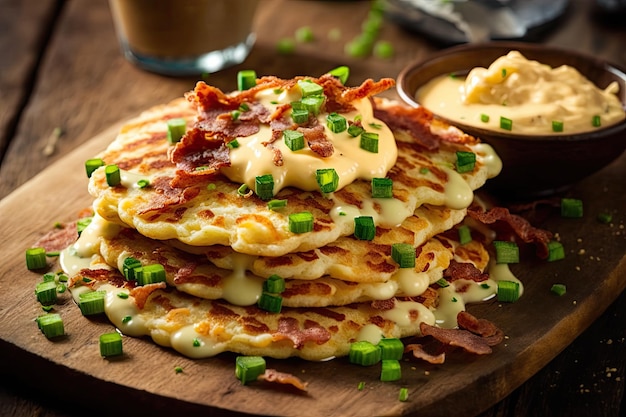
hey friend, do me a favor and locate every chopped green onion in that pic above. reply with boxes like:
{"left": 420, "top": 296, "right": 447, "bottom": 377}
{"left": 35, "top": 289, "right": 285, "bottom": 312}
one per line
{"left": 480, "top": 114, "right": 490, "bottom": 123}
{"left": 369, "top": 123, "right": 382, "bottom": 129}
{"left": 360, "top": 132, "right": 379, "bottom": 153}
{"left": 316, "top": 168, "right": 339, "bottom": 193}
{"left": 99, "top": 332, "right": 123, "bottom": 357}
{"left": 497, "top": 280, "right": 520, "bottom": 302}
{"left": 547, "top": 241, "right": 565, "bottom": 262}
{"left": 105, "top": 164, "right": 121, "bottom": 187}
{"left": 328, "top": 66, "right": 350, "bottom": 85}
{"left": 117, "top": 292, "right": 129, "bottom": 299}
{"left": 258, "top": 292, "right": 282, "bottom": 313}
{"left": 43, "top": 273, "right": 56, "bottom": 282}
{"left": 206, "top": 183, "right": 217, "bottom": 191}
{"left": 136, "top": 178, "right": 150, "bottom": 188}
{"left": 419, "top": 167, "right": 430, "bottom": 175}
{"left": 298, "top": 79, "right": 323, "bottom": 97}
{"left": 26, "top": 247, "right": 47, "bottom": 270}
{"left": 295, "top": 26, "right": 314, "bottom": 42}
{"left": 122, "top": 315, "right": 132, "bottom": 324}
{"left": 193, "top": 338, "right": 201, "bottom": 347}
{"left": 263, "top": 274, "right": 286, "bottom": 294}
{"left": 592, "top": 115, "right": 602, "bottom": 127}
{"left": 76, "top": 217, "right": 92, "bottom": 236}
{"left": 349, "top": 340, "right": 381, "bottom": 366}
{"left": 551, "top": 283, "right": 567, "bottom": 296}
{"left": 378, "top": 338, "right": 404, "bottom": 360}
{"left": 480, "top": 283, "right": 491, "bottom": 289}
{"left": 230, "top": 110, "right": 241, "bottom": 121}
{"left": 36, "top": 281, "right": 57, "bottom": 305}
{"left": 122, "top": 257, "right": 142, "bottom": 281}
{"left": 239, "top": 103, "right": 250, "bottom": 112}
{"left": 597, "top": 212, "right": 613, "bottom": 224}
{"left": 37, "top": 314, "right": 64, "bottom": 339}
{"left": 291, "top": 109, "right": 310, "bottom": 124}
{"left": 347, "top": 124, "right": 364, "bottom": 137}
{"left": 371, "top": 177, "right": 393, "bottom": 198}
{"left": 398, "top": 387, "right": 409, "bottom": 402}
{"left": 435, "top": 278, "right": 449, "bottom": 288}
{"left": 166, "top": 118, "right": 187, "bottom": 144}
{"left": 357, "top": 381, "right": 366, "bottom": 391}
{"left": 56, "top": 283, "right": 66, "bottom": 294}
{"left": 85, "top": 158, "right": 105, "bottom": 178}
{"left": 380, "top": 359, "right": 401, "bottom": 381}
{"left": 500, "top": 116, "right": 513, "bottom": 131}
{"left": 267, "top": 199, "right": 287, "bottom": 210}
{"left": 301, "top": 95, "right": 325, "bottom": 116}
{"left": 493, "top": 241, "right": 519, "bottom": 264}
{"left": 561, "top": 198, "right": 583, "bottom": 218}
{"left": 391, "top": 243, "right": 416, "bottom": 268}
{"left": 175, "top": 366, "right": 184, "bottom": 374}
{"left": 237, "top": 183, "right": 251, "bottom": 197}
{"left": 354, "top": 216, "right": 376, "bottom": 241}
{"left": 57, "top": 273, "right": 69, "bottom": 283}
{"left": 235, "top": 356, "right": 266, "bottom": 385}
{"left": 79, "top": 291, "right": 106, "bottom": 315}
{"left": 255, "top": 174, "right": 274, "bottom": 200}
{"left": 283, "top": 129, "right": 305, "bottom": 151}
{"left": 552, "top": 120, "right": 564, "bottom": 132}
{"left": 455, "top": 151, "right": 476, "bottom": 173}
{"left": 501, "top": 68, "right": 507, "bottom": 78}
{"left": 289, "top": 211, "right": 314, "bottom": 234}
{"left": 276, "top": 38, "right": 295, "bottom": 55}
{"left": 327, "top": 113, "right": 347, "bottom": 133}
{"left": 227, "top": 139, "right": 240, "bottom": 149}
{"left": 237, "top": 70, "right": 257, "bottom": 91}
{"left": 135, "top": 263, "right": 166, "bottom": 286}
{"left": 373, "top": 40, "right": 394, "bottom": 59}
{"left": 457, "top": 224, "right": 472, "bottom": 245}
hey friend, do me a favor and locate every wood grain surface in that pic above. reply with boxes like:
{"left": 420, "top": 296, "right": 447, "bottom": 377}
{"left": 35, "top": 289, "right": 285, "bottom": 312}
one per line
{"left": 1, "top": 1, "right": 626, "bottom": 416}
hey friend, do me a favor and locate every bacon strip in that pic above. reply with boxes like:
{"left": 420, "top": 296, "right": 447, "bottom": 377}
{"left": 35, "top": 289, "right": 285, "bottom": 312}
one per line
{"left": 457, "top": 311, "right": 504, "bottom": 346}
{"left": 443, "top": 260, "right": 489, "bottom": 283}
{"left": 300, "top": 124, "right": 333, "bottom": 157}
{"left": 257, "top": 369, "right": 309, "bottom": 391}
{"left": 405, "top": 344, "right": 446, "bottom": 364}
{"left": 467, "top": 206, "right": 553, "bottom": 259}
{"left": 272, "top": 317, "right": 331, "bottom": 348}
{"left": 419, "top": 322, "right": 493, "bottom": 355}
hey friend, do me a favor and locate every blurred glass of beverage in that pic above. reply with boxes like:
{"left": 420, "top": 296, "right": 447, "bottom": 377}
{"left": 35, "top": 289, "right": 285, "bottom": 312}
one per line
{"left": 108, "top": 0, "right": 259, "bottom": 76}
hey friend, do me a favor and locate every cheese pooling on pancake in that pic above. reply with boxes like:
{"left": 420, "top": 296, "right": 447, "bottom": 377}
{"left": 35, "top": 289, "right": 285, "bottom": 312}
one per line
{"left": 87, "top": 77, "right": 501, "bottom": 256}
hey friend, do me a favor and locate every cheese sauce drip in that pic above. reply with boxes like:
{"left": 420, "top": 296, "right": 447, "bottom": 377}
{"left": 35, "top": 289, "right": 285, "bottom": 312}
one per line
{"left": 417, "top": 51, "right": 625, "bottom": 135}
{"left": 221, "top": 84, "right": 398, "bottom": 194}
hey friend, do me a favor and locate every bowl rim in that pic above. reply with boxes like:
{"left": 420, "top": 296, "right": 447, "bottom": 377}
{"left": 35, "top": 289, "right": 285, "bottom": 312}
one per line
{"left": 396, "top": 41, "right": 626, "bottom": 141}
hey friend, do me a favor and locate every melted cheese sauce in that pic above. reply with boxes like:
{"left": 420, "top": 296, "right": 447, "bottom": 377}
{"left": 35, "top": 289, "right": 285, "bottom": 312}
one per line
{"left": 417, "top": 51, "right": 625, "bottom": 135}
{"left": 221, "top": 85, "right": 398, "bottom": 194}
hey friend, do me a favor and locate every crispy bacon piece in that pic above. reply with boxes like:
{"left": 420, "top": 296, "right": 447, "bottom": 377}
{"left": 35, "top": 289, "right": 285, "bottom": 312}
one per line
{"left": 374, "top": 103, "right": 440, "bottom": 150}
{"left": 405, "top": 344, "right": 446, "bottom": 364}
{"left": 34, "top": 222, "right": 78, "bottom": 253}
{"left": 170, "top": 128, "right": 230, "bottom": 175}
{"left": 443, "top": 260, "right": 489, "bottom": 283}
{"left": 300, "top": 124, "right": 334, "bottom": 157}
{"left": 257, "top": 369, "right": 309, "bottom": 392}
{"left": 457, "top": 311, "right": 504, "bottom": 346}
{"left": 467, "top": 206, "right": 553, "bottom": 259}
{"left": 137, "top": 176, "right": 201, "bottom": 215}
{"left": 272, "top": 317, "right": 331, "bottom": 348}
{"left": 419, "top": 321, "right": 493, "bottom": 355}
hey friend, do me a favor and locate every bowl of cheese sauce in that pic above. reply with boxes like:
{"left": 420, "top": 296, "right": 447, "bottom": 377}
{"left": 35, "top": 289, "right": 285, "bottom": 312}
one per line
{"left": 398, "top": 42, "right": 626, "bottom": 199}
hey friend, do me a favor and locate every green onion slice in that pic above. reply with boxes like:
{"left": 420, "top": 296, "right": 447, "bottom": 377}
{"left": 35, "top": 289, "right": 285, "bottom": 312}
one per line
{"left": 291, "top": 108, "right": 309, "bottom": 124}
{"left": 237, "top": 70, "right": 257, "bottom": 91}
{"left": 592, "top": 115, "right": 601, "bottom": 127}
{"left": 301, "top": 95, "right": 325, "bottom": 116}
{"left": 122, "top": 257, "right": 142, "bottom": 281}
{"left": 257, "top": 292, "right": 283, "bottom": 313}
{"left": 561, "top": 198, "right": 583, "bottom": 218}
{"left": 457, "top": 224, "right": 472, "bottom": 245}
{"left": 85, "top": 158, "right": 105, "bottom": 178}
{"left": 298, "top": 79, "right": 324, "bottom": 97}
{"left": 326, "top": 112, "right": 347, "bottom": 133}
{"left": 493, "top": 241, "right": 519, "bottom": 264}
{"left": 36, "top": 281, "right": 58, "bottom": 305}
{"left": 255, "top": 174, "right": 275, "bottom": 200}
{"left": 378, "top": 338, "right": 404, "bottom": 360}
{"left": 166, "top": 118, "right": 187, "bottom": 144}
{"left": 316, "top": 168, "right": 339, "bottom": 193}
{"left": 360, "top": 131, "right": 379, "bottom": 153}
{"left": 37, "top": 314, "right": 64, "bottom": 339}
{"left": 135, "top": 263, "right": 166, "bottom": 286}
{"left": 328, "top": 66, "right": 350, "bottom": 85}
{"left": 371, "top": 177, "right": 392, "bottom": 198}
{"left": 391, "top": 243, "right": 416, "bottom": 268}
{"left": 267, "top": 199, "right": 287, "bottom": 210}
{"left": 455, "top": 151, "right": 476, "bottom": 173}
{"left": 349, "top": 340, "right": 381, "bottom": 366}
{"left": 497, "top": 280, "right": 520, "bottom": 302}
{"left": 105, "top": 164, "right": 121, "bottom": 187}
{"left": 99, "top": 332, "right": 123, "bottom": 357}
{"left": 235, "top": 356, "right": 266, "bottom": 385}
{"left": 551, "top": 283, "right": 567, "bottom": 296}
{"left": 552, "top": 120, "right": 564, "bottom": 132}
{"left": 398, "top": 387, "right": 409, "bottom": 402}
{"left": 380, "top": 359, "right": 401, "bottom": 381}
{"left": 354, "top": 216, "right": 376, "bottom": 241}
{"left": 79, "top": 290, "right": 106, "bottom": 315}
{"left": 283, "top": 129, "right": 305, "bottom": 151}
{"left": 289, "top": 211, "right": 314, "bottom": 234}
{"left": 547, "top": 241, "right": 565, "bottom": 262}
{"left": 347, "top": 124, "right": 364, "bottom": 137}
{"left": 263, "top": 274, "right": 286, "bottom": 294}
{"left": 500, "top": 116, "right": 513, "bottom": 131}
{"left": 26, "top": 247, "right": 47, "bottom": 270}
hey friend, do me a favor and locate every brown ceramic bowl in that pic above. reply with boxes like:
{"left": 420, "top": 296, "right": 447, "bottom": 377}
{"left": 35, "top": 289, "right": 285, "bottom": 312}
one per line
{"left": 397, "top": 42, "right": 626, "bottom": 200}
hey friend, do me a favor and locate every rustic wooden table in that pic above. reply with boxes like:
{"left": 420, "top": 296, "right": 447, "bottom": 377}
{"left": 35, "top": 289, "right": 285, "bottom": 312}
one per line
{"left": 1, "top": 0, "right": 625, "bottom": 416}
